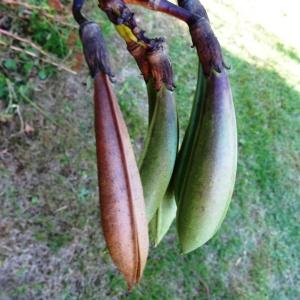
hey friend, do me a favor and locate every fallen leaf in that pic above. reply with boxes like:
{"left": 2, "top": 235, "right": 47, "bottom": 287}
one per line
{"left": 48, "top": 0, "right": 64, "bottom": 12}
{"left": 24, "top": 123, "right": 34, "bottom": 134}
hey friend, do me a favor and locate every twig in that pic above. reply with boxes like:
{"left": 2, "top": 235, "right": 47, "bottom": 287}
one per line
{"left": 15, "top": 105, "right": 24, "bottom": 132}
{"left": 7, "top": 80, "right": 24, "bottom": 131}
{"left": 1, "top": 0, "right": 78, "bottom": 29}
{"left": 37, "top": 13, "right": 77, "bottom": 30}
{"left": 0, "top": 29, "right": 77, "bottom": 75}
{"left": 19, "top": 91, "right": 60, "bottom": 127}
{"left": 97, "top": 0, "right": 175, "bottom": 89}
{"left": 4, "top": 70, "right": 82, "bottom": 138}
{"left": 19, "top": 85, "right": 82, "bottom": 136}
{"left": 55, "top": 205, "right": 68, "bottom": 213}
{"left": 124, "top": 0, "right": 192, "bottom": 23}
{"left": 1, "top": 0, "right": 51, "bottom": 12}
{"left": 199, "top": 277, "right": 211, "bottom": 300}
{"left": 1, "top": 41, "right": 77, "bottom": 74}
{"left": 6, "top": 79, "right": 24, "bottom": 133}
{"left": 0, "top": 28, "right": 49, "bottom": 56}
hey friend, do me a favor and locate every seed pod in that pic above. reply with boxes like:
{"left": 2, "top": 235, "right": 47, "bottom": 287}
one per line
{"left": 94, "top": 72, "right": 149, "bottom": 288}
{"left": 176, "top": 71, "right": 237, "bottom": 254}
{"left": 139, "top": 78, "right": 178, "bottom": 222}
{"left": 74, "top": 6, "right": 148, "bottom": 289}
{"left": 112, "top": 21, "right": 177, "bottom": 241}
{"left": 149, "top": 184, "right": 177, "bottom": 246}
{"left": 146, "top": 78, "right": 178, "bottom": 245}
{"left": 174, "top": 64, "right": 206, "bottom": 204}
{"left": 146, "top": 75, "right": 157, "bottom": 123}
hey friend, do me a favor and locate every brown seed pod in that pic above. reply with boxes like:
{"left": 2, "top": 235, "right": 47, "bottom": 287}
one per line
{"left": 74, "top": 1, "right": 148, "bottom": 289}
{"left": 94, "top": 71, "right": 149, "bottom": 288}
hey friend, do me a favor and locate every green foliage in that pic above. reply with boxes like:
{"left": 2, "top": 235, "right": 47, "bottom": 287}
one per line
{"left": 0, "top": 73, "right": 8, "bottom": 99}
{"left": 1, "top": 53, "right": 54, "bottom": 109}
{"left": 0, "top": 3, "right": 72, "bottom": 113}
{"left": 3, "top": 59, "right": 17, "bottom": 71}
{"left": 27, "top": 0, "right": 49, "bottom": 7}
{"left": 29, "top": 13, "right": 69, "bottom": 58}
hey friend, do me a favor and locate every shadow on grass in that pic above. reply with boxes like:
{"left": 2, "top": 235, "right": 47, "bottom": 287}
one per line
{"left": 276, "top": 42, "right": 300, "bottom": 64}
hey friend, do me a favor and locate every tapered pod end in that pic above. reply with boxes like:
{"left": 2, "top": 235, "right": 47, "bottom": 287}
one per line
{"left": 149, "top": 187, "right": 177, "bottom": 247}
{"left": 178, "top": 234, "right": 209, "bottom": 254}
{"left": 177, "top": 206, "right": 212, "bottom": 254}
{"left": 79, "top": 21, "right": 113, "bottom": 78}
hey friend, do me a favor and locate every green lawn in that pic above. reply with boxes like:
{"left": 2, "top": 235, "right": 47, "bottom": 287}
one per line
{"left": 0, "top": 0, "right": 299, "bottom": 299}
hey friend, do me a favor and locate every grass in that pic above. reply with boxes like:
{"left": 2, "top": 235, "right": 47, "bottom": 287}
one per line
{"left": 0, "top": 0, "right": 299, "bottom": 299}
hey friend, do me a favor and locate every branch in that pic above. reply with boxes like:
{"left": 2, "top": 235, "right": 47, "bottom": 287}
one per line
{"left": 100, "top": 0, "right": 227, "bottom": 76}
{"left": 124, "top": 0, "right": 192, "bottom": 23}
{"left": 177, "top": 0, "right": 228, "bottom": 76}
{"left": 1, "top": 0, "right": 51, "bottom": 12}
{"left": 0, "top": 28, "right": 49, "bottom": 56}
{"left": 99, "top": 0, "right": 174, "bottom": 89}
{"left": 2, "top": 0, "right": 77, "bottom": 29}
{"left": 0, "top": 37, "right": 77, "bottom": 74}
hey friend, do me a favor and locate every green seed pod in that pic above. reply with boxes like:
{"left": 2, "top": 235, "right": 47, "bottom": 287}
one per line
{"left": 174, "top": 64, "right": 206, "bottom": 204}
{"left": 139, "top": 78, "right": 178, "bottom": 222}
{"left": 149, "top": 184, "right": 177, "bottom": 246}
{"left": 176, "top": 71, "right": 237, "bottom": 254}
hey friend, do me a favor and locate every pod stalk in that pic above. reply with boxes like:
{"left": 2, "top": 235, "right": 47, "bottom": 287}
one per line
{"left": 177, "top": 0, "right": 228, "bottom": 76}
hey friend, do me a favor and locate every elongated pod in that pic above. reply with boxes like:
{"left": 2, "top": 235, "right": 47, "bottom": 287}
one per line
{"left": 177, "top": 71, "right": 237, "bottom": 253}
{"left": 174, "top": 64, "right": 205, "bottom": 204}
{"left": 78, "top": 20, "right": 148, "bottom": 288}
{"left": 94, "top": 72, "right": 149, "bottom": 288}
{"left": 149, "top": 184, "right": 177, "bottom": 246}
{"left": 146, "top": 78, "right": 178, "bottom": 245}
{"left": 111, "top": 22, "right": 178, "bottom": 242}
{"left": 139, "top": 77, "right": 178, "bottom": 222}
{"left": 146, "top": 76, "right": 157, "bottom": 123}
